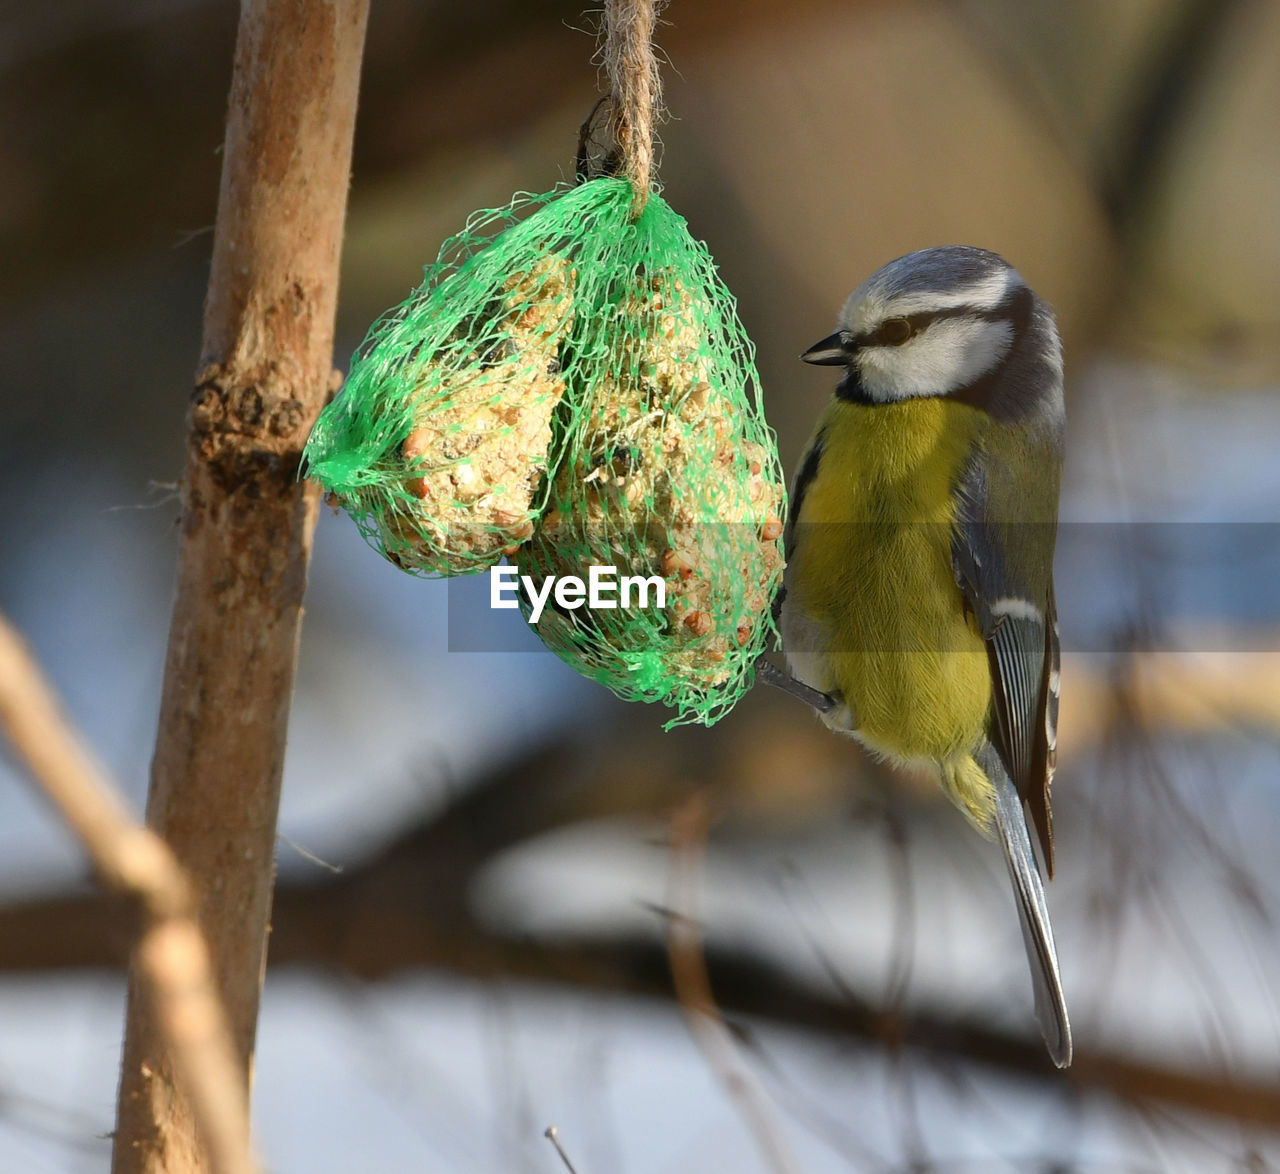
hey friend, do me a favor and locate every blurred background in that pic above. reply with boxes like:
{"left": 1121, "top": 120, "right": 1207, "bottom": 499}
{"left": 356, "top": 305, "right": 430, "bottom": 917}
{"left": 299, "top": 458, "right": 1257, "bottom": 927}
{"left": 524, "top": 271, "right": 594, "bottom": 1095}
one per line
{"left": 2, "top": 0, "right": 1280, "bottom": 1170}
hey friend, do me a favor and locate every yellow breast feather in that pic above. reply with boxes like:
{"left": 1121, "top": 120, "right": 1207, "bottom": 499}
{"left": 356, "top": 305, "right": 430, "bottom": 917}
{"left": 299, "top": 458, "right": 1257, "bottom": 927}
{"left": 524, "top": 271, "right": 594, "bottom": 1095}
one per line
{"left": 788, "top": 398, "right": 994, "bottom": 816}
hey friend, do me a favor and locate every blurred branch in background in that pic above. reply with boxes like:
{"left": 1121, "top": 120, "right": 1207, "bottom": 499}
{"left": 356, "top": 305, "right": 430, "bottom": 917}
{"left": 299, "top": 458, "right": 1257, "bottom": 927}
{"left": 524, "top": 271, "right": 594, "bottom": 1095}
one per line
{"left": 0, "top": 614, "right": 257, "bottom": 1174}
{"left": 665, "top": 793, "right": 801, "bottom": 1174}
{"left": 0, "top": 0, "right": 834, "bottom": 304}
{"left": 2, "top": 649, "right": 1279, "bottom": 1136}
{"left": 947, "top": 0, "right": 1279, "bottom": 378}
{"left": 948, "top": 0, "right": 1245, "bottom": 231}
{"left": 6, "top": 0, "right": 1275, "bottom": 375}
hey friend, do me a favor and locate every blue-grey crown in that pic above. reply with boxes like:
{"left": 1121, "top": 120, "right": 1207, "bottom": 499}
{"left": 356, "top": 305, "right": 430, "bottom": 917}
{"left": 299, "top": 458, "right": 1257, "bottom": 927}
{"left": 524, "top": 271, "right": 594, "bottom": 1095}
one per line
{"left": 865, "top": 245, "right": 1017, "bottom": 302}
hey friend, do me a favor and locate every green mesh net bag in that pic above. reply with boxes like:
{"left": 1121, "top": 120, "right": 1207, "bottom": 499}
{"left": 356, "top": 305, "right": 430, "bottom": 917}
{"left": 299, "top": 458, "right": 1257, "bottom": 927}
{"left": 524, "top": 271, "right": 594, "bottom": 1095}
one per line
{"left": 303, "top": 196, "right": 579, "bottom": 574}
{"left": 304, "top": 175, "right": 785, "bottom": 725}
{"left": 513, "top": 179, "right": 785, "bottom": 724}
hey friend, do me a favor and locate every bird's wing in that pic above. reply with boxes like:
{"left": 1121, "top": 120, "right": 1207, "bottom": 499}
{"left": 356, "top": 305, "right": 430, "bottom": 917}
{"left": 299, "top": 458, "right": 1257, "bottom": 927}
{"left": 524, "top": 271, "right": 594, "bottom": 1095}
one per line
{"left": 783, "top": 427, "right": 825, "bottom": 554}
{"left": 952, "top": 451, "right": 1060, "bottom": 876}
{"left": 774, "top": 426, "right": 826, "bottom": 627}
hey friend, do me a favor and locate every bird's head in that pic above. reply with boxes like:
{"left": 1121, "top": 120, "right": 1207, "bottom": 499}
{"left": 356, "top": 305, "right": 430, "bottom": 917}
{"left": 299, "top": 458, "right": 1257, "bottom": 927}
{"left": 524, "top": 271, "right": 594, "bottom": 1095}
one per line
{"left": 802, "top": 246, "right": 1055, "bottom": 409}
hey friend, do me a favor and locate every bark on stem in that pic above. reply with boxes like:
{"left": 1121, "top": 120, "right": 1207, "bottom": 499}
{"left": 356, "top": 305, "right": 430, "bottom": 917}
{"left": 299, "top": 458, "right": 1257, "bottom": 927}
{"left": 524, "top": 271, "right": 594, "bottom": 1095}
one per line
{"left": 112, "top": 2, "right": 369, "bottom": 1171}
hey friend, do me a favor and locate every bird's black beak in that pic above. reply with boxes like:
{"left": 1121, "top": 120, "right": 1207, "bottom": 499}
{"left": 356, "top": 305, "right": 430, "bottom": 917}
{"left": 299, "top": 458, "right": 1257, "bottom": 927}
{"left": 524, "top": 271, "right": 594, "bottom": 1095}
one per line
{"left": 801, "top": 331, "right": 852, "bottom": 366}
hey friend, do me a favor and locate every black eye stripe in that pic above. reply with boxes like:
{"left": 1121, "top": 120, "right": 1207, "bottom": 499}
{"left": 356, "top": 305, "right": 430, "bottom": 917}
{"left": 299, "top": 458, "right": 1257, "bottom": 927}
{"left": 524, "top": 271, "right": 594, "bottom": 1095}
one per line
{"left": 855, "top": 289, "right": 1026, "bottom": 345}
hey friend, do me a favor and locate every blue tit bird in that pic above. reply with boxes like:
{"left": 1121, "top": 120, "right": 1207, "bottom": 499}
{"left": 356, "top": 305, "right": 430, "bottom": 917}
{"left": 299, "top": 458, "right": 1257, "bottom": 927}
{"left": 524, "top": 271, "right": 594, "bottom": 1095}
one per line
{"left": 764, "top": 245, "right": 1071, "bottom": 1067}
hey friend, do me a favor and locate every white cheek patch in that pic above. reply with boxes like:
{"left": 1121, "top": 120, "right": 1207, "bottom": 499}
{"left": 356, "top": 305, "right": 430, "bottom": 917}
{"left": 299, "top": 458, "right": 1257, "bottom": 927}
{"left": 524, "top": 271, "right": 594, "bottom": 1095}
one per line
{"left": 858, "top": 317, "right": 1014, "bottom": 401}
{"left": 843, "top": 269, "right": 1011, "bottom": 334}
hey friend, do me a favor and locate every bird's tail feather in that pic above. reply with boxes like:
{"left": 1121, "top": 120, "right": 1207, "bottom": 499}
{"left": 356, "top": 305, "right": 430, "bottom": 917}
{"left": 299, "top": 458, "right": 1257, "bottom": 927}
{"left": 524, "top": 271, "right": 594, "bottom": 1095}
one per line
{"left": 981, "top": 744, "right": 1073, "bottom": 1068}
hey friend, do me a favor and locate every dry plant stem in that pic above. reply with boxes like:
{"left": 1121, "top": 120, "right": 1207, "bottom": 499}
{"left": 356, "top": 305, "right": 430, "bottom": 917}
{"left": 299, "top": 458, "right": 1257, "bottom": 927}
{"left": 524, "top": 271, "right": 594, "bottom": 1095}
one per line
{"left": 113, "top": 2, "right": 370, "bottom": 1172}
{"left": 0, "top": 616, "right": 258, "bottom": 1174}
{"left": 603, "top": 0, "right": 662, "bottom": 213}
{"left": 666, "top": 795, "right": 801, "bottom": 1174}
{"left": 543, "top": 1126, "right": 580, "bottom": 1174}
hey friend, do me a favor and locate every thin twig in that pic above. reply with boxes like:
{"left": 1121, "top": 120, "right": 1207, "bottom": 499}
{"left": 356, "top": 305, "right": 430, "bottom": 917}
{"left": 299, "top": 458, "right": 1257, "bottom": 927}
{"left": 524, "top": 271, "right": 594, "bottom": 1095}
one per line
{"left": 665, "top": 794, "right": 801, "bottom": 1174}
{"left": 544, "top": 1126, "right": 581, "bottom": 1174}
{"left": 0, "top": 614, "right": 258, "bottom": 1174}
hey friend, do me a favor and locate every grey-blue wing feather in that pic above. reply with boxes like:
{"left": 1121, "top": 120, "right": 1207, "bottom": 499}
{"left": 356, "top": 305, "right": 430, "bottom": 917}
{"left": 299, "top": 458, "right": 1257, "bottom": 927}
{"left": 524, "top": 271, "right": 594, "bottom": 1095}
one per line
{"left": 989, "top": 614, "right": 1042, "bottom": 791}
{"left": 952, "top": 445, "right": 1060, "bottom": 874}
{"left": 950, "top": 292, "right": 1069, "bottom": 1064}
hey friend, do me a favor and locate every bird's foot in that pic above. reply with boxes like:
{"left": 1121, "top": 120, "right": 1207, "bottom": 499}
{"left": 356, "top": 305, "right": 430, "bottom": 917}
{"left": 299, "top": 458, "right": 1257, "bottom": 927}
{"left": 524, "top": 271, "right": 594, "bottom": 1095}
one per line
{"left": 754, "top": 657, "right": 838, "bottom": 715}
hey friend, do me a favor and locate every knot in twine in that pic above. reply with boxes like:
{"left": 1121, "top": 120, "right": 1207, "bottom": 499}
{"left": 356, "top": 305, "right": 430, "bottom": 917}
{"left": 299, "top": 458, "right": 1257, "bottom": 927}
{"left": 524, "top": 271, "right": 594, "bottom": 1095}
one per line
{"left": 602, "top": 0, "right": 665, "bottom": 218}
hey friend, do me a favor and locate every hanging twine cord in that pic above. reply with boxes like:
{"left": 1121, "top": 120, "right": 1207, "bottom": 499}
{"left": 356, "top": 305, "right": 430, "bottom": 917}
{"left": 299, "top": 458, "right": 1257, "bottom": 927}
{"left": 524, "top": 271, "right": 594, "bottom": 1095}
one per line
{"left": 602, "top": 0, "right": 665, "bottom": 216}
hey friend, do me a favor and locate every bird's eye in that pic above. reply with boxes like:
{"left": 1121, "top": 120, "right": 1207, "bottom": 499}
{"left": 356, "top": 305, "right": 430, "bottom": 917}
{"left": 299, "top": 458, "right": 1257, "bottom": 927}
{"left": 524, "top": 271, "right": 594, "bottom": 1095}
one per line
{"left": 879, "top": 318, "right": 914, "bottom": 346}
